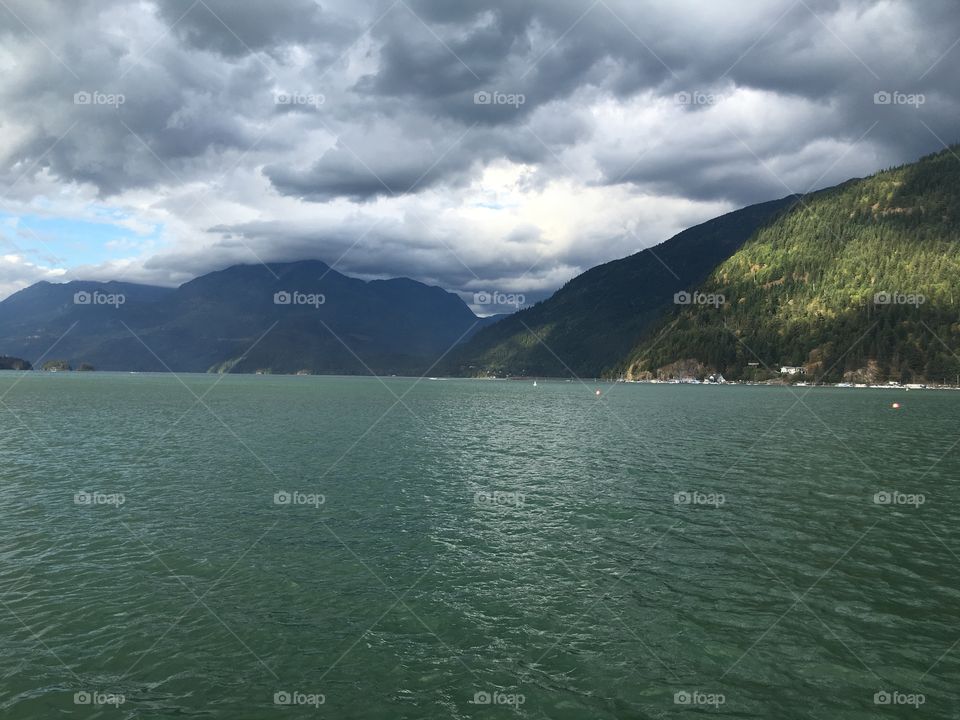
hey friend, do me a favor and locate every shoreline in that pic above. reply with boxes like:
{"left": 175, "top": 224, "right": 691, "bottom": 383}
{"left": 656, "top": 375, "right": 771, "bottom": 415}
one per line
{"left": 3, "top": 369, "right": 960, "bottom": 390}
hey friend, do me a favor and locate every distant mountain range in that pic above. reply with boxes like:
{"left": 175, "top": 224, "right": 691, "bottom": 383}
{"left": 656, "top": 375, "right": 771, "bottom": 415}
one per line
{"left": 5, "top": 146, "right": 958, "bottom": 381}
{"left": 0, "top": 261, "right": 499, "bottom": 374}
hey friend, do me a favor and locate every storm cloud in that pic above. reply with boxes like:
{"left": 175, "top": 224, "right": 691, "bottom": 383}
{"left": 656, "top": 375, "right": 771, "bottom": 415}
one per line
{"left": 0, "top": 0, "right": 957, "bottom": 305}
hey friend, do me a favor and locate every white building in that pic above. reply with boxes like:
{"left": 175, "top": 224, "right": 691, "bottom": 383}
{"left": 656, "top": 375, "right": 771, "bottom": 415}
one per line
{"left": 780, "top": 366, "right": 805, "bottom": 376}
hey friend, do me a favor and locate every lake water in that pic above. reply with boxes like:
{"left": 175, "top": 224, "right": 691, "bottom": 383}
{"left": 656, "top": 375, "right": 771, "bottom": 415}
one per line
{"left": 0, "top": 373, "right": 957, "bottom": 718}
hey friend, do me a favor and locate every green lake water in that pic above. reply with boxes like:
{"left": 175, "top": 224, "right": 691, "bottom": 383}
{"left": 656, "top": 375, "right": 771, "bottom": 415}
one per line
{"left": 0, "top": 373, "right": 957, "bottom": 718}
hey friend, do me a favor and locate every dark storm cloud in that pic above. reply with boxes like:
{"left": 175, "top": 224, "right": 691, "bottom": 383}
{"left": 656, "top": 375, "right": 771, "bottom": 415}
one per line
{"left": 2, "top": 0, "right": 959, "bottom": 203}
{"left": 263, "top": 132, "right": 475, "bottom": 202}
{"left": 341, "top": 0, "right": 960, "bottom": 204}
{"left": 154, "top": 0, "right": 352, "bottom": 57}
{"left": 560, "top": 3, "right": 958, "bottom": 204}
{"left": 350, "top": 0, "right": 670, "bottom": 125}
{"left": 0, "top": 0, "right": 959, "bottom": 300}
{"left": 263, "top": 115, "right": 559, "bottom": 202}
{"left": 0, "top": 0, "right": 284, "bottom": 196}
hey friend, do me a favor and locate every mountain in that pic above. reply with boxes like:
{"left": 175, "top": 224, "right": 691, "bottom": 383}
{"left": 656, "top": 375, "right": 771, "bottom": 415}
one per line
{"left": 8, "top": 144, "right": 956, "bottom": 381}
{"left": 447, "top": 195, "right": 799, "bottom": 377}
{"left": 623, "top": 146, "right": 960, "bottom": 384}
{"left": 0, "top": 262, "right": 493, "bottom": 374}
{"left": 0, "top": 280, "right": 177, "bottom": 369}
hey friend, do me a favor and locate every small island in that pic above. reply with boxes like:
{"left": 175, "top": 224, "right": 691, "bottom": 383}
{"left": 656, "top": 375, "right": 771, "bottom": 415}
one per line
{"left": 41, "top": 359, "right": 71, "bottom": 372}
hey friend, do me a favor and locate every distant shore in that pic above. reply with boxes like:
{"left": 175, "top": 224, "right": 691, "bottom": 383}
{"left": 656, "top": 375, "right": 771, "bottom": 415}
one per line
{"left": 5, "top": 368, "right": 960, "bottom": 391}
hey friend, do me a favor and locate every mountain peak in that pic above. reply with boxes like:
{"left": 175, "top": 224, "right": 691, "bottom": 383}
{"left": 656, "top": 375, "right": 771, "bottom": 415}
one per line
{"left": 0, "top": 261, "right": 491, "bottom": 374}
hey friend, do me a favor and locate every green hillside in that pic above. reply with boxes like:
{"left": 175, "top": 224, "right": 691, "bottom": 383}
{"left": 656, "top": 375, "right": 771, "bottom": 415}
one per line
{"left": 448, "top": 196, "right": 797, "bottom": 377}
{"left": 624, "top": 146, "right": 960, "bottom": 384}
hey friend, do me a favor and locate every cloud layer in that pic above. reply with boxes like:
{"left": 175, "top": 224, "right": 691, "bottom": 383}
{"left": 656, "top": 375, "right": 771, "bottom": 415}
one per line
{"left": 0, "top": 0, "right": 957, "bottom": 306}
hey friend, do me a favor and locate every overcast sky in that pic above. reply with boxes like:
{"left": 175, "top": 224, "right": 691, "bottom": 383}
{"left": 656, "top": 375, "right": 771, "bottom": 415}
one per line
{"left": 0, "top": 0, "right": 957, "bottom": 309}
